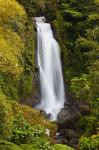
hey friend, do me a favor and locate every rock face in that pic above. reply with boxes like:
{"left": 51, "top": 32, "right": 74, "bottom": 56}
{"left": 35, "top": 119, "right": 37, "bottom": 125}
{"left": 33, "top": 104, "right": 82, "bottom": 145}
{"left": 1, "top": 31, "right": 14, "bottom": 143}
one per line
{"left": 56, "top": 92, "right": 91, "bottom": 149}
{"left": 79, "top": 104, "right": 90, "bottom": 115}
{"left": 20, "top": 69, "right": 41, "bottom": 107}
{"left": 55, "top": 129, "right": 79, "bottom": 149}
{"left": 57, "top": 92, "right": 90, "bottom": 128}
{"left": 57, "top": 107, "right": 81, "bottom": 128}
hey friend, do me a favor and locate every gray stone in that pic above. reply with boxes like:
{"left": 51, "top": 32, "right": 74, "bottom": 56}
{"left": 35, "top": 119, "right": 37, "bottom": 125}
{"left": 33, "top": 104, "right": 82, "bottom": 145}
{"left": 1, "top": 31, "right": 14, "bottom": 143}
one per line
{"left": 57, "top": 108, "right": 81, "bottom": 128}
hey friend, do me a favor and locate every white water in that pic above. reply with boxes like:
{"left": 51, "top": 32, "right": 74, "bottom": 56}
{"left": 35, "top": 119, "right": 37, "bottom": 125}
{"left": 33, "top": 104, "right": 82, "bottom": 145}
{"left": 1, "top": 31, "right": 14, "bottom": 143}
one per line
{"left": 36, "top": 17, "right": 65, "bottom": 120}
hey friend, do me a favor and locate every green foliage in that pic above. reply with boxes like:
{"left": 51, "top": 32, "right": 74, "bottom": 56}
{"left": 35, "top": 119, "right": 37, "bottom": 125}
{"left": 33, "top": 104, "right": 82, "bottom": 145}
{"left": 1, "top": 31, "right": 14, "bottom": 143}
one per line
{"left": 0, "top": 0, "right": 27, "bottom": 31}
{"left": 0, "top": 91, "right": 13, "bottom": 138}
{"left": 0, "top": 92, "right": 56, "bottom": 145}
{"left": 0, "top": 27, "right": 23, "bottom": 77}
{"left": 21, "top": 144, "right": 75, "bottom": 150}
{"left": 11, "top": 114, "right": 34, "bottom": 145}
{"left": 20, "top": 74, "right": 33, "bottom": 96}
{"left": 17, "top": 0, "right": 36, "bottom": 17}
{"left": 70, "top": 74, "right": 91, "bottom": 100}
{"left": 78, "top": 116, "right": 98, "bottom": 136}
{"left": 0, "top": 141, "right": 75, "bottom": 150}
{"left": 86, "top": 27, "right": 99, "bottom": 42}
{"left": 17, "top": 0, "right": 57, "bottom": 21}
{"left": 0, "top": 0, "right": 99, "bottom": 149}
{"left": 61, "top": 0, "right": 86, "bottom": 23}
{"left": 62, "top": 6, "right": 83, "bottom": 20}
{"left": 0, "top": 0, "right": 26, "bottom": 101}
{"left": 75, "top": 37, "right": 99, "bottom": 69}
{"left": 54, "top": 144, "right": 75, "bottom": 150}
{"left": 0, "top": 140, "right": 22, "bottom": 150}
{"left": 57, "top": 1, "right": 99, "bottom": 142}
{"left": 10, "top": 114, "right": 53, "bottom": 149}
{"left": 59, "top": 0, "right": 99, "bottom": 77}
{"left": 20, "top": 144, "right": 39, "bottom": 150}
{"left": 70, "top": 60, "right": 99, "bottom": 113}
{"left": 88, "top": 13, "right": 99, "bottom": 23}
{"left": 79, "top": 134, "right": 99, "bottom": 150}
{"left": 0, "top": 0, "right": 35, "bottom": 101}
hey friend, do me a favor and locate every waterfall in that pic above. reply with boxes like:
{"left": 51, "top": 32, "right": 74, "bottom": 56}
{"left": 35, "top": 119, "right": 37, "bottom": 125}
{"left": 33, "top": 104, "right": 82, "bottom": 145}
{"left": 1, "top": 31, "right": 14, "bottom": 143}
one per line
{"left": 36, "top": 17, "right": 65, "bottom": 120}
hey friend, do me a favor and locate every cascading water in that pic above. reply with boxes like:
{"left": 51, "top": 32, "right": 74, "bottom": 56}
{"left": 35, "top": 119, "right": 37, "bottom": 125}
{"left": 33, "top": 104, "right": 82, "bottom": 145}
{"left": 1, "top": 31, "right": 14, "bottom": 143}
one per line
{"left": 36, "top": 17, "right": 65, "bottom": 120}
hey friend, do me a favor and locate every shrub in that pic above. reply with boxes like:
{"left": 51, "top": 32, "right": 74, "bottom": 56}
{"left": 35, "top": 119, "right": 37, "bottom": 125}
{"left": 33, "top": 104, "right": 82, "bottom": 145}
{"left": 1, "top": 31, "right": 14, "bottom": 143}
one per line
{"left": 78, "top": 116, "right": 97, "bottom": 136}
{"left": 10, "top": 114, "right": 54, "bottom": 149}
{"left": 20, "top": 144, "right": 39, "bottom": 150}
{"left": 0, "top": 27, "right": 23, "bottom": 77}
{"left": 70, "top": 74, "right": 91, "bottom": 101}
{"left": 79, "top": 134, "right": 99, "bottom": 150}
{"left": 0, "top": 91, "right": 13, "bottom": 138}
{"left": 0, "top": 0, "right": 35, "bottom": 101}
{"left": 54, "top": 144, "right": 75, "bottom": 150}
{"left": 11, "top": 114, "right": 34, "bottom": 145}
{"left": 0, "top": 140, "right": 22, "bottom": 150}
{"left": 0, "top": 0, "right": 26, "bottom": 101}
{"left": 0, "top": 0, "right": 27, "bottom": 30}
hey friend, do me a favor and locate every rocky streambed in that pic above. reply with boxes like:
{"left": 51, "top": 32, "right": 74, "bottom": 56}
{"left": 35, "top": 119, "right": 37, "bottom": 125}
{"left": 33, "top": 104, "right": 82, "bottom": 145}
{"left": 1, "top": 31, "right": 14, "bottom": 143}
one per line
{"left": 20, "top": 85, "right": 91, "bottom": 149}
{"left": 40, "top": 93, "right": 90, "bottom": 149}
{"left": 56, "top": 95, "right": 90, "bottom": 149}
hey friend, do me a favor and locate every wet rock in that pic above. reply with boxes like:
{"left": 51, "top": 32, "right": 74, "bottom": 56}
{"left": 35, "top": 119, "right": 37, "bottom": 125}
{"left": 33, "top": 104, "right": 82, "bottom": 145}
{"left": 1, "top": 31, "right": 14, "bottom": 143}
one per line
{"left": 56, "top": 138, "right": 68, "bottom": 144}
{"left": 40, "top": 110, "right": 51, "bottom": 119}
{"left": 68, "top": 137, "right": 78, "bottom": 149}
{"left": 55, "top": 126, "right": 80, "bottom": 148}
{"left": 33, "top": 16, "right": 46, "bottom": 23}
{"left": 20, "top": 71, "right": 41, "bottom": 107}
{"left": 79, "top": 104, "right": 90, "bottom": 115}
{"left": 55, "top": 133, "right": 68, "bottom": 145}
{"left": 65, "top": 129, "right": 79, "bottom": 140}
{"left": 57, "top": 108, "right": 81, "bottom": 128}
{"left": 20, "top": 97, "right": 39, "bottom": 107}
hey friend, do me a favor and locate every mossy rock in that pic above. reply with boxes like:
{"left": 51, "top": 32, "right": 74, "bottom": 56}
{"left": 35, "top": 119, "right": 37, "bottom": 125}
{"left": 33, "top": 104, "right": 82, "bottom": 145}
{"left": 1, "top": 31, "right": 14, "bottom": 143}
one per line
{"left": 0, "top": 140, "right": 22, "bottom": 150}
{"left": 54, "top": 144, "right": 75, "bottom": 150}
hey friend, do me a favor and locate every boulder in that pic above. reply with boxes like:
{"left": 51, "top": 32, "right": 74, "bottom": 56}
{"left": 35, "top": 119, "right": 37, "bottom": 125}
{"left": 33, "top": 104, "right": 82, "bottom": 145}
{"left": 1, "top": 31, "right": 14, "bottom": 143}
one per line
{"left": 65, "top": 129, "right": 79, "bottom": 140}
{"left": 68, "top": 137, "right": 78, "bottom": 149}
{"left": 79, "top": 104, "right": 90, "bottom": 115}
{"left": 40, "top": 110, "right": 51, "bottom": 119}
{"left": 57, "top": 108, "right": 81, "bottom": 128}
{"left": 56, "top": 138, "right": 66, "bottom": 144}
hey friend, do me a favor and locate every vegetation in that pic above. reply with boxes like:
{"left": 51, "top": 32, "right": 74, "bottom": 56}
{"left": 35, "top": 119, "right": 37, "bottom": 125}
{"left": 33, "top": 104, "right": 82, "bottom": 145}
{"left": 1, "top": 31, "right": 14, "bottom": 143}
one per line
{"left": 54, "top": 144, "right": 75, "bottom": 150}
{"left": 0, "top": 140, "right": 22, "bottom": 150}
{"left": 79, "top": 134, "right": 99, "bottom": 150}
{"left": 0, "top": 93, "right": 56, "bottom": 149}
{"left": 0, "top": 0, "right": 99, "bottom": 149}
{"left": 0, "top": 0, "right": 35, "bottom": 101}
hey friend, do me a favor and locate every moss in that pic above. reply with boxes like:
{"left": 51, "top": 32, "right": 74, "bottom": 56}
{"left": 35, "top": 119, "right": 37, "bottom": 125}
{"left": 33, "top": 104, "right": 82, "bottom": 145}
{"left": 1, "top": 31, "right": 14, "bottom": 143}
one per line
{"left": 0, "top": 94, "right": 56, "bottom": 140}
{"left": 54, "top": 144, "right": 75, "bottom": 150}
{"left": 0, "top": 27, "right": 23, "bottom": 76}
{"left": 0, "top": 140, "right": 22, "bottom": 150}
{"left": 10, "top": 102, "right": 57, "bottom": 139}
{"left": 0, "top": 0, "right": 35, "bottom": 101}
{"left": 0, "top": 91, "right": 13, "bottom": 138}
{"left": 0, "top": 0, "right": 27, "bottom": 30}
{"left": 20, "top": 74, "right": 33, "bottom": 96}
